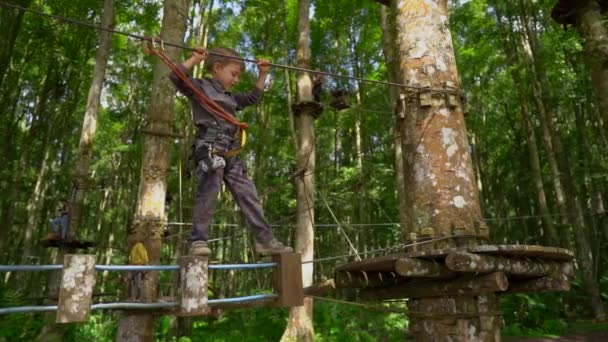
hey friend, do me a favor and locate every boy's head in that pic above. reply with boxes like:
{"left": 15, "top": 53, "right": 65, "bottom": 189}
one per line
{"left": 205, "top": 47, "right": 245, "bottom": 91}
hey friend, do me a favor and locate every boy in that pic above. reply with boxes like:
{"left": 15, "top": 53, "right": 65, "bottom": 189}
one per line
{"left": 49, "top": 200, "right": 69, "bottom": 240}
{"left": 169, "top": 47, "right": 292, "bottom": 257}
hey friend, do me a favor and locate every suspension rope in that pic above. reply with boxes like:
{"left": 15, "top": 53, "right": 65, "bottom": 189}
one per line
{"left": 309, "top": 295, "right": 408, "bottom": 314}
{"left": 0, "top": 1, "right": 460, "bottom": 95}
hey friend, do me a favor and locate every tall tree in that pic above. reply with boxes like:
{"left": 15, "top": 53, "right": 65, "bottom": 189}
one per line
{"left": 282, "top": 0, "right": 315, "bottom": 340}
{"left": 116, "top": 0, "right": 189, "bottom": 340}
{"left": 68, "top": 0, "right": 115, "bottom": 244}
{"left": 392, "top": 0, "right": 498, "bottom": 339}
{"left": 0, "top": 0, "right": 33, "bottom": 89}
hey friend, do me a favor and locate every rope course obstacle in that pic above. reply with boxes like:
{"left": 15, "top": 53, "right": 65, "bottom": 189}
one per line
{"left": 0, "top": 253, "right": 302, "bottom": 321}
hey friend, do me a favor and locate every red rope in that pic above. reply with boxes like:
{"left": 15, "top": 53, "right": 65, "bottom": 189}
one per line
{"left": 145, "top": 44, "right": 248, "bottom": 130}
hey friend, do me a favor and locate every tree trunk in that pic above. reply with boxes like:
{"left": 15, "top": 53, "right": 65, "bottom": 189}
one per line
{"left": 68, "top": 0, "right": 114, "bottom": 240}
{"left": 380, "top": 5, "right": 409, "bottom": 233}
{"left": 519, "top": 0, "right": 605, "bottom": 319}
{"left": 0, "top": 0, "right": 33, "bottom": 89}
{"left": 573, "top": 1, "right": 608, "bottom": 134}
{"left": 493, "top": 5, "right": 558, "bottom": 245}
{"left": 116, "top": 0, "right": 189, "bottom": 341}
{"left": 392, "top": 0, "right": 498, "bottom": 339}
{"left": 281, "top": 0, "right": 315, "bottom": 341}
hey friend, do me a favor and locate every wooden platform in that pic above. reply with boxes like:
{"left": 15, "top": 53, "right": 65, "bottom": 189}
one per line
{"left": 334, "top": 244, "right": 575, "bottom": 300}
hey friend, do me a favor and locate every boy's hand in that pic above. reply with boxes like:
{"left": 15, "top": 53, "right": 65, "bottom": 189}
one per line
{"left": 192, "top": 48, "right": 208, "bottom": 63}
{"left": 256, "top": 59, "right": 271, "bottom": 75}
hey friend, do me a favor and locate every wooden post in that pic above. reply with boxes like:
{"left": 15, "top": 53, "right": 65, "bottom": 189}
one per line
{"left": 273, "top": 252, "right": 303, "bottom": 307}
{"left": 56, "top": 254, "right": 96, "bottom": 323}
{"left": 177, "top": 256, "right": 209, "bottom": 316}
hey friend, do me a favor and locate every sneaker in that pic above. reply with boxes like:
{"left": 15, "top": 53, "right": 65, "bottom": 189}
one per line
{"left": 189, "top": 240, "right": 211, "bottom": 256}
{"left": 255, "top": 238, "right": 293, "bottom": 255}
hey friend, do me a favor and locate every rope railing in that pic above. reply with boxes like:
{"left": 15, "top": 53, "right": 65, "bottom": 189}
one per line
{"left": 0, "top": 263, "right": 278, "bottom": 273}
{"left": 0, "top": 294, "right": 280, "bottom": 315}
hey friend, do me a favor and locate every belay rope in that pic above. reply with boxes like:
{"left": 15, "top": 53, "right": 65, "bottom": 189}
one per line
{"left": 144, "top": 42, "right": 248, "bottom": 155}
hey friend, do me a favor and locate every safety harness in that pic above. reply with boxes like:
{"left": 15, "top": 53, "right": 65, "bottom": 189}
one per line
{"left": 145, "top": 42, "right": 248, "bottom": 165}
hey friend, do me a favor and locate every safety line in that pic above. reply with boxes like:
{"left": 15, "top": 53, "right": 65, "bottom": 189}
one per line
{"left": 309, "top": 295, "right": 408, "bottom": 314}
{"left": 0, "top": 1, "right": 460, "bottom": 95}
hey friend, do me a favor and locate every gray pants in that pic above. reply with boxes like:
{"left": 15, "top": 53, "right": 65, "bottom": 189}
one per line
{"left": 192, "top": 157, "right": 273, "bottom": 243}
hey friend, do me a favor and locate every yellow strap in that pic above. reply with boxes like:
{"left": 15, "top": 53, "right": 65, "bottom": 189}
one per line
{"left": 129, "top": 242, "right": 149, "bottom": 265}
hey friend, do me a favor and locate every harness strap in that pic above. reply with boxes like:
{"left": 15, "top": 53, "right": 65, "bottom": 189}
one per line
{"left": 145, "top": 43, "right": 248, "bottom": 130}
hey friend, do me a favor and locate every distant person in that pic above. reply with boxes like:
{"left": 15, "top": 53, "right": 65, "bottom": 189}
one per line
{"left": 49, "top": 200, "right": 69, "bottom": 240}
{"left": 312, "top": 70, "right": 324, "bottom": 103}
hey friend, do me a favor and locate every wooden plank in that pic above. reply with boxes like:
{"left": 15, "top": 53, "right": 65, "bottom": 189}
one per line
{"left": 56, "top": 254, "right": 97, "bottom": 323}
{"left": 394, "top": 257, "right": 457, "bottom": 279}
{"left": 445, "top": 251, "right": 575, "bottom": 278}
{"left": 177, "top": 256, "right": 209, "bottom": 316}
{"left": 272, "top": 253, "right": 303, "bottom": 307}
{"left": 335, "top": 270, "right": 402, "bottom": 288}
{"left": 334, "top": 253, "right": 403, "bottom": 272}
{"left": 303, "top": 279, "right": 336, "bottom": 296}
{"left": 469, "top": 245, "right": 575, "bottom": 261}
{"left": 359, "top": 272, "right": 508, "bottom": 301}
{"left": 507, "top": 276, "right": 571, "bottom": 294}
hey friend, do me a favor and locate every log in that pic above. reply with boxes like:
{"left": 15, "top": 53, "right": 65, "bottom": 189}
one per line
{"left": 334, "top": 254, "right": 402, "bottom": 272}
{"left": 469, "top": 245, "right": 574, "bottom": 261}
{"left": 303, "top": 279, "right": 336, "bottom": 296}
{"left": 359, "top": 272, "right": 508, "bottom": 300}
{"left": 56, "top": 254, "right": 97, "bottom": 323}
{"left": 506, "top": 276, "right": 571, "bottom": 294}
{"left": 177, "top": 256, "right": 209, "bottom": 316}
{"left": 394, "top": 257, "right": 457, "bottom": 279}
{"left": 272, "top": 253, "right": 303, "bottom": 307}
{"left": 335, "top": 270, "right": 402, "bottom": 289}
{"left": 445, "top": 251, "right": 574, "bottom": 278}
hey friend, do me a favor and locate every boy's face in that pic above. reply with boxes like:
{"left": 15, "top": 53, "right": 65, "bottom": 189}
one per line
{"left": 212, "top": 62, "right": 242, "bottom": 91}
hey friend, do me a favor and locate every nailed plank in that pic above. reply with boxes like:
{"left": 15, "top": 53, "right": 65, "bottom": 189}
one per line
{"left": 56, "top": 254, "right": 97, "bottom": 323}
{"left": 469, "top": 245, "right": 575, "bottom": 261}
{"left": 335, "top": 270, "right": 402, "bottom": 289}
{"left": 507, "top": 276, "right": 571, "bottom": 294}
{"left": 445, "top": 251, "right": 575, "bottom": 278}
{"left": 394, "top": 257, "right": 457, "bottom": 279}
{"left": 359, "top": 272, "right": 508, "bottom": 301}
{"left": 303, "top": 279, "right": 336, "bottom": 296}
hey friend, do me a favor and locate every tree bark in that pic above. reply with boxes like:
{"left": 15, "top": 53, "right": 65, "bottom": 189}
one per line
{"left": 392, "top": 0, "right": 498, "bottom": 339}
{"left": 0, "top": 0, "right": 33, "bottom": 89}
{"left": 116, "top": 0, "right": 189, "bottom": 341}
{"left": 380, "top": 5, "right": 410, "bottom": 233}
{"left": 68, "top": 0, "right": 115, "bottom": 240}
{"left": 574, "top": 1, "right": 608, "bottom": 134}
{"left": 281, "top": 0, "right": 315, "bottom": 340}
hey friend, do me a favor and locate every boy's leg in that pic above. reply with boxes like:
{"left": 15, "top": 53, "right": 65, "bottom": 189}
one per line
{"left": 224, "top": 158, "right": 292, "bottom": 254}
{"left": 192, "top": 168, "right": 223, "bottom": 243}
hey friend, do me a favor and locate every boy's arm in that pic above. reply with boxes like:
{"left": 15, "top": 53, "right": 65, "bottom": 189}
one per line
{"left": 234, "top": 59, "right": 270, "bottom": 110}
{"left": 169, "top": 49, "right": 208, "bottom": 98}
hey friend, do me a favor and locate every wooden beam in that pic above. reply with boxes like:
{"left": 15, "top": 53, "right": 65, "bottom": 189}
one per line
{"left": 506, "top": 276, "right": 571, "bottom": 294}
{"left": 56, "top": 254, "right": 97, "bottom": 323}
{"left": 335, "top": 254, "right": 402, "bottom": 272}
{"left": 359, "top": 272, "right": 508, "bottom": 300}
{"left": 272, "top": 253, "right": 303, "bottom": 307}
{"left": 303, "top": 279, "right": 336, "bottom": 296}
{"left": 445, "top": 251, "right": 574, "bottom": 277}
{"left": 177, "top": 256, "right": 209, "bottom": 316}
{"left": 335, "top": 270, "right": 402, "bottom": 288}
{"left": 394, "top": 257, "right": 457, "bottom": 278}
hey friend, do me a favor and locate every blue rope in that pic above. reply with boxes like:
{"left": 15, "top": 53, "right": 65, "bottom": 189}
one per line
{"left": 0, "top": 265, "right": 63, "bottom": 272}
{"left": 208, "top": 293, "right": 278, "bottom": 304}
{"left": 0, "top": 305, "right": 58, "bottom": 314}
{"left": 91, "top": 302, "right": 178, "bottom": 310}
